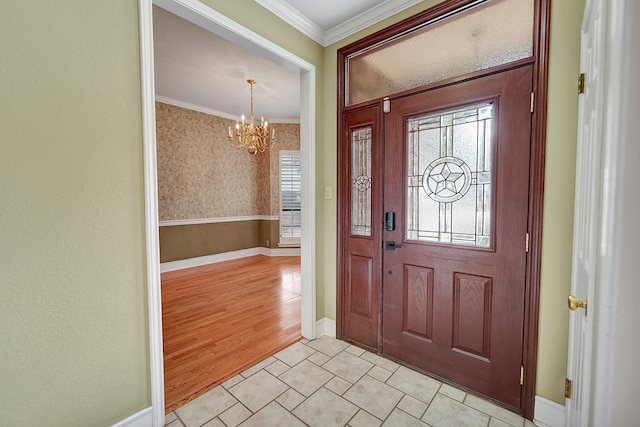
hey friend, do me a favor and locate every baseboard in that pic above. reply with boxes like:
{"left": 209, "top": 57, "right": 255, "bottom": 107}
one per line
{"left": 160, "top": 247, "right": 301, "bottom": 272}
{"left": 111, "top": 407, "right": 153, "bottom": 427}
{"left": 534, "top": 396, "right": 565, "bottom": 427}
{"left": 265, "top": 247, "right": 301, "bottom": 257}
{"left": 315, "top": 317, "right": 336, "bottom": 338}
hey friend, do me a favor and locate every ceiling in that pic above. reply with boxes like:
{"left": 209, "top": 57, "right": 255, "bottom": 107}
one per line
{"left": 153, "top": 0, "right": 421, "bottom": 122}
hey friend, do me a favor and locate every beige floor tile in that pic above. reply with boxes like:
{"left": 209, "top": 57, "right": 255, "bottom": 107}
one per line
{"left": 202, "top": 418, "right": 225, "bottom": 427}
{"left": 324, "top": 351, "right": 374, "bottom": 383}
{"left": 307, "top": 350, "right": 331, "bottom": 366}
{"left": 387, "top": 366, "right": 441, "bottom": 404}
{"left": 349, "top": 409, "right": 382, "bottom": 427}
{"left": 422, "top": 394, "right": 489, "bottom": 427}
{"left": 344, "top": 375, "right": 404, "bottom": 420}
{"left": 306, "top": 335, "right": 350, "bottom": 356}
{"left": 464, "top": 394, "right": 525, "bottom": 427}
{"left": 170, "top": 337, "right": 530, "bottom": 427}
{"left": 241, "top": 356, "right": 276, "bottom": 378}
{"left": 325, "top": 376, "right": 353, "bottom": 395}
{"left": 164, "top": 411, "right": 178, "bottom": 425}
{"left": 383, "top": 409, "right": 430, "bottom": 427}
{"left": 359, "top": 351, "right": 400, "bottom": 372}
{"left": 222, "top": 374, "right": 244, "bottom": 389}
{"left": 276, "top": 388, "right": 306, "bottom": 411}
{"left": 175, "top": 385, "right": 237, "bottom": 427}
{"left": 240, "top": 401, "right": 305, "bottom": 427}
{"left": 228, "top": 370, "right": 288, "bottom": 412}
{"left": 345, "top": 345, "right": 366, "bottom": 356}
{"left": 367, "top": 365, "right": 393, "bottom": 382}
{"left": 165, "top": 419, "right": 184, "bottom": 427}
{"left": 265, "top": 359, "right": 290, "bottom": 377}
{"left": 490, "top": 417, "right": 515, "bottom": 427}
{"left": 219, "top": 403, "right": 251, "bottom": 427}
{"left": 397, "top": 395, "right": 429, "bottom": 419}
{"left": 293, "top": 387, "right": 359, "bottom": 427}
{"left": 279, "top": 359, "right": 334, "bottom": 396}
{"left": 438, "top": 384, "right": 466, "bottom": 402}
{"left": 274, "top": 342, "right": 316, "bottom": 366}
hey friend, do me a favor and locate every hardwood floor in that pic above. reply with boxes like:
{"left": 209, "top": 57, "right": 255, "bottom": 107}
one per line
{"left": 161, "top": 255, "right": 301, "bottom": 413}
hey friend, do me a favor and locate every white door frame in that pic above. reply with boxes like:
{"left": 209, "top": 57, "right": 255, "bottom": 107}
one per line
{"left": 566, "top": 0, "right": 638, "bottom": 425}
{"left": 588, "top": 0, "right": 638, "bottom": 425}
{"left": 139, "top": 1, "right": 317, "bottom": 425}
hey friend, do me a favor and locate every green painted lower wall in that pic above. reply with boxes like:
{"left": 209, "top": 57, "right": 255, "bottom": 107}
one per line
{"left": 160, "top": 220, "right": 280, "bottom": 262}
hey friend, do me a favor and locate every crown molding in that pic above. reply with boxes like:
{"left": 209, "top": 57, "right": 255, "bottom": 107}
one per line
{"left": 325, "top": 0, "right": 423, "bottom": 46}
{"left": 155, "top": 95, "right": 300, "bottom": 124}
{"left": 256, "top": 0, "right": 423, "bottom": 47}
{"left": 255, "top": 0, "right": 326, "bottom": 45}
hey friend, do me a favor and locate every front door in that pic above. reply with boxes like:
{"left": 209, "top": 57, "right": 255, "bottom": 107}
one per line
{"left": 382, "top": 66, "right": 533, "bottom": 408}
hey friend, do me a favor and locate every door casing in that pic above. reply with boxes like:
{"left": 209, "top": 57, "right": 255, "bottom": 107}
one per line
{"left": 139, "top": 0, "right": 318, "bottom": 425}
{"left": 337, "top": 0, "right": 551, "bottom": 419}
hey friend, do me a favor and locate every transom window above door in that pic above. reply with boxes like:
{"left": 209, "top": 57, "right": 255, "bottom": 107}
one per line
{"left": 345, "top": 0, "right": 534, "bottom": 106}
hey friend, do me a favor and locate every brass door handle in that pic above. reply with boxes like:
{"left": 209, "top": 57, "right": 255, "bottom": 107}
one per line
{"left": 568, "top": 295, "right": 588, "bottom": 312}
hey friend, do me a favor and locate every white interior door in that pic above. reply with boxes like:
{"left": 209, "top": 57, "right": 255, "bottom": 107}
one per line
{"left": 565, "top": 0, "right": 605, "bottom": 425}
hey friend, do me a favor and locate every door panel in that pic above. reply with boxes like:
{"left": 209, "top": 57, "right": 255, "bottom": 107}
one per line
{"left": 339, "top": 106, "right": 383, "bottom": 351}
{"left": 566, "top": 0, "right": 604, "bottom": 424}
{"left": 383, "top": 66, "right": 533, "bottom": 408}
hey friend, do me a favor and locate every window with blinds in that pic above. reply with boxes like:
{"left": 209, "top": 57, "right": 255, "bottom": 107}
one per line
{"left": 279, "top": 150, "right": 301, "bottom": 246}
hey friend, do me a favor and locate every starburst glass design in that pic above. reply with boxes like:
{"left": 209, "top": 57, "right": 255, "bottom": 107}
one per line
{"left": 406, "top": 102, "right": 493, "bottom": 247}
{"left": 351, "top": 127, "right": 372, "bottom": 236}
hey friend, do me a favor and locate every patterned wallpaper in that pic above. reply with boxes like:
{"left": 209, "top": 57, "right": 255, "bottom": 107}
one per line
{"left": 155, "top": 102, "right": 299, "bottom": 221}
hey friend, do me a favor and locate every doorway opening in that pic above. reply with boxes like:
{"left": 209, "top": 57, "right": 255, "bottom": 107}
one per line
{"left": 139, "top": 0, "right": 317, "bottom": 423}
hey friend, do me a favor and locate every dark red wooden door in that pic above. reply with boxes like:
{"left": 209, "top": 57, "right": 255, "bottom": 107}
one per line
{"left": 382, "top": 66, "right": 533, "bottom": 408}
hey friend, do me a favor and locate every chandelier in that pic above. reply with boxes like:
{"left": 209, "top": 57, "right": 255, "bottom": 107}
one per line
{"left": 227, "top": 79, "right": 276, "bottom": 155}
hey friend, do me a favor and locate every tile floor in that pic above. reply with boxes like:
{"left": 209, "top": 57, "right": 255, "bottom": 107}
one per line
{"left": 165, "top": 336, "right": 536, "bottom": 427}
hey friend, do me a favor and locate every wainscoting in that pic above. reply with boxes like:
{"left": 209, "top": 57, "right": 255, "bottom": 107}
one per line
{"left": 159, "top": 217, "right": 281, "bottom": 263}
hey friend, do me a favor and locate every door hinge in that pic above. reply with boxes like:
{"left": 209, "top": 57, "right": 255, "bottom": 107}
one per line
{"left": 525, "top": 232, "right": 530, "bottom": 253}
{"left": 383, "top": 97, "right": 391, "bottom": 113}
{"left": 530, "top": 92, "right": 534, "bottom": 113}
{"left": 565, "top": 378, "right": 573, "bottom": 398}
{"left": 578, "top": 73, "right": 586, "bottom": 94}
{"left": 520, "top": 366, "right": 525, "bottom": 386}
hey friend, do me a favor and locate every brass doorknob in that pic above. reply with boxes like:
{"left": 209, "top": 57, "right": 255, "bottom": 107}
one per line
{"left": 568, "top": 295, "right": 588, "bottom": 311}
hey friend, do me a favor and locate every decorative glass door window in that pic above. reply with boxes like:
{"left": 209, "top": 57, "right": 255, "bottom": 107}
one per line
{"left": 351, "top": 127, "right": 372, "bottom": 236}
{"left": 406, "top": 102, "right": 494, "bottom": 247}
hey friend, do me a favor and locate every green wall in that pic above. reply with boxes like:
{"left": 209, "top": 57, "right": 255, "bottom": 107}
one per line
{"left": 537, "top": 0, "right": 584, "bottom": 403}
{"left": 0, "top": 2, "right": 149, "bottom": 425}
{"left": 0, "top": 0, "right": 582, "bottom": 424}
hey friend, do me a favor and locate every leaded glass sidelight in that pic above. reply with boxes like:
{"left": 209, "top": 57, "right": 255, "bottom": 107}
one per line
{"left": 406, "top": 102, "right": 493, "bottom": 247}
{"left": 351, "top": 127, "right": 372, "bottom": 236}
